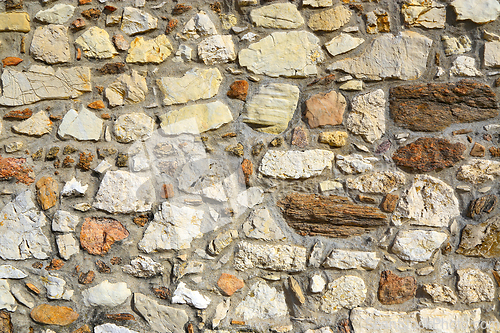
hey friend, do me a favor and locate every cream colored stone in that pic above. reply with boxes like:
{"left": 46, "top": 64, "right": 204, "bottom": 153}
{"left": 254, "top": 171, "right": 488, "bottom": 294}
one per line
{"left": 346, "top": 171, "right": 406, "bottom": 194}
{"left": 243, "top": 208, "right": 285, "bottom": 241}
{"left": 423, "top": 284, "right": 457, "bottom": 304}
{"left": 308, "top": 5, "right": 352, "bottom": 31}
{"left": 30, "top": 25, "right": 71, "bottom": 64}
{"left": 121, "top": 7, "right": 158, "bottom": 35}
{"left": 0, "top": 12, "right": 30, "bottom": 32}
{"left": 105, "top": 70, "right": 148, "bottom": 107}
{"left": 235, "top": 281, "right": 288, "bottom": 322}
{"left": 114, "top": 113, "right": 154, "bottom": 143}
{"left": 160, "top": 101, "right": 233, "bottom": 135}
{"left": 450, "top": 56, "right": 482, "bottom": 76}
{"left": 239, "top": 31, "right": 324, "bottom": 78}
{"left": 402, "top": 0, "right": 445, "bottom": 29}
{"left": 340, "top": 80, "right": 364, "bottom": 91}
{"left": 321, "top": 276, "right": 366, "bottom": 314}
{"left": 35, "top": 4, "right": 75, "bottom": 24}
{"left": 457, "top": 268, "right": 495, "bottom": 304}
{"left": 347, "top": 89, "right": 386, "bottom": 143}
{"left": 233, "top": 241, "right": 307, "bottom": 272}
{"left": 13, "top": 111, "right": 52, "bottom": 136}
{"left": 157, "top": 67, "right": 222, "bottom": 106}
{"left": 182, "top": 11, "right": 217, "bottom": 39}
{"left": 259, "top": 150, "right": 335, "bottom": 180}
{"left": 325, "top": 33, "right": 364, "bottom": 57}
{"left": 442, "top": 35, "right": 471, "bottom": 56}
{"left": 250, "top": 3, "right": 304, "bottom": 29}
{"left": 484, "top": 41, "right": 500, "bottom": 67}
{"left": 242, "top": 83, "right": 299, "bottom": 134}
{"left": 323, "top": 250, "right": 380, "bottom": 270}
{"left": 58, "top": 106, "right": 103, "bottom": 141}
{"left": 198, "top": 35, "right": 236, "bottom": 65}
{"left": 75, "top": 27, "right": 118, "bottom": 59}
{"left": 451, "top": 0, "right": 500, "bottom": 24}
{"left": 303, "top": 0, "right": 333, "bottom": 7}
{"left": 126, "top": 35, "right": 172, "bottom": 64}
{"left": 457, "top": 159, "right": 500, "bottom": 184}
{"left": 392, "top": 229, "right": 448, "bottom": 262}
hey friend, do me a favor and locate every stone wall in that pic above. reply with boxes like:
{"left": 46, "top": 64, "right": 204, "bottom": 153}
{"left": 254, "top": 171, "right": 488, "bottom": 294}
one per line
{"left": 0, "top": 0, "right": 499, "bottom": 332}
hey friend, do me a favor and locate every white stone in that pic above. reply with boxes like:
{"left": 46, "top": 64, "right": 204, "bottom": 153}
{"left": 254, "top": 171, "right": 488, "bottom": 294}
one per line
{"left": 213, "top": 299, "right": 230, "bottom": 328}
{"left": 323, "top": 249, "right": 380, "bottom": 270}
{"left": 310, "top": 274, "right": 326, "bottom": 293}
{"left": 328, "top": 31, "right": 433, "bottom": 81}
{"left": 30, "top": 25, "right": 71, "bottom": 64}
{"left": 0, "top": 66, "right": 91, "bottom": 106}
{"left": 457, "top": 159, "right": 500, "bottom": 184}
{"left": 340, "top": 80, "right": 364, "bottom": 91}
{"left": 131, "top": 155, "right": 150, "bottom": 172}
{"left": 113, "top": 113, "right": 154, "bottom": 143}
{"left": 239, "top": 31, "right": 324, "bottom": 78}
{"left": 303, "top": 0, "right": 332, "bottom": 7}
{"left": 13, "top": 111, "right": 52, "bottom": 136}
{"left": 93, "top": 170, "right": 155, "bottom": 214}
{"left": 173, "top": 44, "right": 193, "bottom": 62}
{"left": 423, "top": 284, "right": 457, "bottom": 304}
{"left": 11, "top": 284, "right": 35, "bottom": 308}
{"left": 259, "top": 150, "right": 335, "bottom": 180}
{"left": 243, "top": 83, "right": 300, "bottom": 134}
{"left": 133, "top": 293, "right": 189, "bottom": 333}
{"left": 250, "top": 3, "right": 304, "bottom": 29}
{"left": 122, "top": 256, "right": 163, "bottom": 278}
{"left": 392, "top": 175, "right": 459, "bottom": 227}
{"left": 336, "top": 154, "right": 376, "bottom": 174}
{"left": 0, "top": 191, "right": 51, "bottom": 260}
{"left": 41, "top": 273, "right": 72, "bottom": 300}
{"left": 35, "top": 4, "right": 75, "bottom": 24}
{"left": 121, "top": 7, "right": 157, "bottom": 35}
{"left": 0, "top": 280, "right": 16, "bottom": 312}
{"left": 202, "top": 182, "right": 227, "bottom": 202}
{"left": 58, "top": 107, "right": 103, "bottom": 141}
{"left": 484, "top": 41, "right": 500, "bottom": 67}
{"left": 95, "top": 324, "right": 139, "bottom": 333}
{"left": 82, "top": 280, "right": 131, "bottom": 307}
{"left": 310, "top": 242, "right": 326, "bottom": 267}
{"left": 451, "top": 56, "right": 482, "bottom": 76}
{"left": 240, "top": 32, "right": 257, "bottom": 42}
{"left": 56, "top": 234, "right": 79, "bottom": 260}
{"left": 94, "top": 160, "right": 112, "bottom": 174}
{"left": 234, "top": 241, "right": 307, "bottom": 272}
{"left": 457, "top": 268, "right": 495, "bottom": 304}
{"left": 157, "top": 67, "right": 222, "bottom": 106}
{"left": 138, "top": 202, "right": 204, "bottom": 252}
{"left": 236, "top": 187, "right": 263, "bottom": 208}
{"left": 182, "top": 11, "right": 217, "bottom": 39}
{"left": 243, "top": 208, "right": 285, "bottom": 241}
{"left": 321, "top": 276, "right": 366, "bottom": 314}
{"left": 52, "top": 210, "right": 79, "bottom": 232}
{"left": 198, "top": 35, "right": 236, "bottom": 65}
{"left": 235, "top": 280, "right": 288, "bottom": 321}
{"left": 451, "top": 0, "right": 500, "bottom": 24}
{"left": 442, "top": 35, "right": 472, "bottom": 56}
{"left": 346, "top": 89, "right": 386, "bottom": 143}
{"left": 61, "top": 177, "right": 88, "bottom": 197}
{"left": 0, "top": 265, "right": 27, "bottom": 279}
{"left": 75, "top": 27, "right": 118, "bottom": 59}
{"left": 304, "top": 328, "right": 334, "bottom": 333}
{"left": 420, "top": 308, "right": 481, "bottom": 333}
{"left": 320, "top": 180, "right": 343, "bottom": 192}
{"left": 392, "top": 229, "right": 448, "bottom": 262}
{"left": 172, "top": 282, "right": 211, "bottom": 309}
{"left": 105, "top": 70, "right": 148, "bottom": 107}
{"left": 402, "top": 0, "right": 446, "bottom": 29}
{"left": 325, "top": 33, "right": 364, "bottom": 57}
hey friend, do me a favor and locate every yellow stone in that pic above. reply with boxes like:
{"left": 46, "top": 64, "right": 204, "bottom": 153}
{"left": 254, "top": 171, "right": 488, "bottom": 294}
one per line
{"left": 0, "top": 12, "right": 31, "bottom": 32}
{"left": 319, "top": 131, "right": 348, "bottom": 147}
{"left": 126, "top": 35, "right": 173, "bottom": 64}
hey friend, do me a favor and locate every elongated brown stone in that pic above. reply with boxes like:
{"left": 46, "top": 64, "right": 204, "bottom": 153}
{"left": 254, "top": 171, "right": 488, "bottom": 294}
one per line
{"left": 457, "top": 215, "right": 500, "bottom": 258}
{"left": 277, "top": 193, "right": 387, "bottom": 237}
{"left": 390, "top": 80, "right": 498, "bottom": 132}
{"left": 467, "top": 194, "right": 497, "bottom": 219}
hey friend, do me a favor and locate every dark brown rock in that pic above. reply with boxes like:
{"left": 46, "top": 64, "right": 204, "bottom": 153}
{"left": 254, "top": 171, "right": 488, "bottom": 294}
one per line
{"left": 375, "top": 140, "right": 391, "bottom": 155}
{"left": 304, "top": 90, "right": 346, "bottom": 128}
{"left": 392, "top": 137, "right": 466, "bottom": 172}
{"left": 251, "top": 142, "right": 264, "bottom": 156}
{"left": 106, "top": 313, "right": 135, "bottom": 321}
{"left": 467, "top": 195, "right": 497, "bottom": 219}
{"left": 490, "top": 146, "right": 500, "bottom": 157}
{"left": 225, "top": 143, "right": 244, "bottom": 157}
{"left": 337, "top": 319, "right": 352, "bottom": 333}
{"left": 62, "top": 156, "right": 74, "bottom": 168}
{"left": 277, "top": 193, "right": 388, "bottom": 238}
{"left": 63, "top": 145, "right": 77, "bottom": 155}
{"left": 80, "top": 217, "right": 129, "bottom": 255}
{"left": 172, "top": 3, "right": 192, "bottom": 15}
{"left": 470, "top": 142, "right": 485, "bottom": 157}
{"left": 81, "top": 8, "right": 101, "bottom": 19}
{"left": 291, "top": 126, "right": 308, "bottom": 148}
{"left": 378, "top": 270, "right": 416, "bottom": 305}
{"left": 0, "top": 156, "right": 34, "bottom": 184}
{"left": 71, "top": 18, "right": 86, "bottom": 30}
{"left": 45, "top": 258, "right": 64, "bottom": 271}
{"left": 98, "top": 63, "right": 126, "bottom": 75}
{"left": 5, "top": 0, "right": 23, "bottom": 10}
{"left": 0, "top": 310, "right": 13, "bottom": 333}
{"left": 165, "top": 19, "right": 178, "bottom": 34}
{"left": 380, "top": 193, "right": 398, "bottom": 213}
{"left": 269, "top": 137, "right": 283, "bottom": 147}
{"left": 152, "top": 287, "right": 170, "bottom": 300}
{"left": 3, "top": 108, "right": 32, "bottom": 120}
{"left": 35, "top": 177, "right": 58, "bottom": 210}
{"left": 390, "top": 80, "right": 498, "bottom": 132}
{"left": 45, "top": 146, "right": 59, "bottom": 161}
{"left": 116, "top": 153, "right": 128, "bottom": 167}
{"left": 95, "top": 259, "right": 111, "bottom": 273}
{"left": 78, "top": 271, "right": 95, "bottom": 284}
{"left": 457, "top": 215, "right": 500, "bottom": 258}
{"left": 110, "top": 257, "right": 122, "bottom": 265}
{"left": 77, "top": 152, "right": 93, "bottom": 171}
{"left": 227, "top": 80, "right": 249, "bottom": 101}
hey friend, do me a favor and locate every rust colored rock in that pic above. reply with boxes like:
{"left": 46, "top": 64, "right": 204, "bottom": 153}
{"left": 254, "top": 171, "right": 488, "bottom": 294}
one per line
{"left": 187, "top": 323, "right": 194, "bottom": 333}
{"left": 31, "top": 304, "right": 79, "bottom": 326}
{"left": 241, "top": 159, "right": 253, "bottom": 186}
{"left": 87, "top": 100, "right": 105, "bottom": 109}
{"left": 133, "top": 215, "right": 148, "bottom": 227}
{"left": 161, "top": 184, "right": 174, "bottom": 199}
{"left": 378, "top": 270, "right": 416, "bottom": 305}
{"left": 98, "top": 62, "right": 126, "bottom": 75}
{"left": 390, "top": 80, "right": 498, "bottom": 132}
{"left": 45, "top": 258, "right": 64, "bottom": 271}
{"left": 380, "top": 193, "right": 398, "bottom": 213}
{"left": 3, "top": 108, "right": 32, "bottom": 120}
{"left": 217, "top": 273, "right": 244, "bottom": 296}
{"left": 227, "top": 80, "right": 249, "bottom": 101}
{"left": 35, "top": 177, "right": 58, "bottom": 210}
{"left": 106, "top": 313, "right": 135, "bottom": 321}
{"left": 152, "top": 287, "right": 170, "bottom": 300}
{"left": 337, "top": 319, "right": 352, "bottom": 333}
{"left": 304, "top": 90, "right": 346, "bottom": 128}
{"left": 78, "top": 152, "right": 93, "bottom": 171}
{"left": 172, "top": 3, "right": 192, "bottom": 15}
{"left": 62, "top": 156, "right": 74, "bottom": 168}
{"left": 277, "top": 193, "right": 388, "bottom": 238}
{"left": 470, "top": 142, "right": 485, "bottom": 157}
{"left": 79, "top": 0, "right": 91, "bottom": 4}
{"left": 80, "top": 217, "right": 129, "bottom": 255}
{"left": 0, "top": 156, "right": 34, "bottom": 184}
{"left": 392, "top": 137, "right": 466, "bottom": 172}
{"left": 72, "top": 325, "right": 91, "bottom": 333}
{"left": 490, "top": 147, "right": 500, "bottom": 157}
{"left": 467, "top": 194, "right": 497, "bottom": 219}
{"left": 95, "top": 259, "right": 111, "bottom": 273}
{"left": 2, "top": 57, "right": 22, "bottom": 68}
{"left": 358, "top": 195, "right": 376, "bottom": 204}
{"left": 165, "top": 19, "right": 178, "bottom": 34}
{"left": 110, "top": 257, "right": 122, "bottom": 265}
{"left": 71, "top": 18, "right": 86, "bottom": 30}
{"left": 104, "top": 5, "right": 117, "bottom": 12}
{"left": 25, "top": 283, "right": 40, "bottom": 295}
{"left": 291, "top": 126, "right": 308, "bottom": 148}
{"left": 81, "top": 8, "right": 101, "bottom": 19}
{"left": 78, "top": 270, "right": 95, "bottom": 284}
{"left": 0, "top": 311, "right": 12, "bottom": 333}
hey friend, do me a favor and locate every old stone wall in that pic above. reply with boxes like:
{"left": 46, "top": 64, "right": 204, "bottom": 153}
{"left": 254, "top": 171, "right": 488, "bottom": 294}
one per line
{"left": 0, "top": 0, "right": 500, "bottom": 332}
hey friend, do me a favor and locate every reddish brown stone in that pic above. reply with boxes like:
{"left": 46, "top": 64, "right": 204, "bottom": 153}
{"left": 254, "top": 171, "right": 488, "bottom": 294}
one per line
{"left": 490, "top": 146, "right": 500, "bottom": 157}
{"left": 81, "top": 8, "right": 101, "bottom": 19}
{"left": 133, "top": 215, "right": 148, "bottom": 227}
{"left": 380, "top": 193, "right": 398, "bottom": 213}
{"left": 152, "top": 287, "right": 170, "bottom": 300}
{"left": 277, "top": 193, "right": 388, "bottom": 238}
{"left": 62, "top": 156, "right": 74, "bottom": 168}
{"left": 95, "top": 259, "right": 111, "bottom": 273}
{"left": 78, "top": 0, "right": 91, "bottom": 5}
{"left": 304, "top": 91, "right": 346, "bottom": 128}
{"left": 241, "top": 159, "right": 253, "bottom": 186}
{"left": 161, "top": 184, "right": 174, "bottom": 199}
{"left": 470, "top": 142, "right": 485, "bottom": 157}
{"left": 80, "top": 217, "right": 129, "bottom": 255}
{"left": 227, "top": 80, "right": 249, "bottom": 101}
{"left": 71, "top": 18, "right": 86, "bottom": 30}
{"left": 31, "top": 304, "right": 79, "bottom": 326}
{"left": 187, "top": 323, "right": 194, "bottom": 333}
{"left": 87, "top": 100, "right": 105, "bottom": 109}
{"left": 104, "top": 5, "right": 117, "bottom": 12}
{"left": 35, "top": 177, "right": 58, "bottom": 210}
{"left": 222, "top": 132, "right": 237, "bottom": 138}
{"left": 0, "top": 156, "right": 34, "bottom": 184}
{"left": 77, "top": 152, "right": 93, "bottom": 171}
{"left": 78, "top": 271, "right": 95, "bottom": 284}
{"left": 337, "top": 319, "right": 352, "bottom": 333}
{"left": 77, "top": 48, "right": 82, "bottom": 60}
{"left": 98, "top": 63, "right": 126, "bottom": 75}
{"left": 0, "top": 310, "right": 13, "bottom": 333}
{"left": 110, "top": 257, "right": 122, "bottom": 265}
{"left": 3, "top": 108, "right": 32, "bottom": 120}
{"left": 32, "top": 262, "right": 43, "bottom": 269}
{"left": 106, "top": 313, "right": 135, "bottom": 321}
{"left": 390, "top": 80, "right": 498, "bottom": 132}
{"left": 392, "top": 137, "right": 466, "bottom": 172}
{"left": 101, "top": 114, "right": 111, "bottom": 120}
{"left": 358, "top": 195, "right": 376, "bottom": 204}
{"left": 45, "top": 258, "right": 64, "bottom": 271}
{"left": 172, "top": 3, "right": 192, "bottom": 15}
{"left": 25, "top": 283, "right": 40, "bottom": 295}
{"left": 484, "top": 134, "right": 493, "bottom": 141}
{"left": 467, "top": 194, "right": 497, "bottom": 219}
{"left": 49, "top": 114, "right": 62, "bottom": 121}
{"left": 217, "top": 273, "right": 244, "bottom": 296}
{"left": 378, "top": 270, "right": 416, "bottom": 305}
{"left": 165, "top": 19, "right": 178, "bottom": 34}
{"left": 2, "top": 57, "right": 22, "bottom": 68}
{"left": 72, "top": 325, "right": 91, "bottom": 333}
{"left": 291, "top": 126, "right": 308, "bottom": 148}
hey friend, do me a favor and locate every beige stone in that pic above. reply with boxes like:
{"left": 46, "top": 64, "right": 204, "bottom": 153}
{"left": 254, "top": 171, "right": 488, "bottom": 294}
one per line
{"left": 303, "top": 0, "right": 333, "bottom": 7}
{"left": 182, "top": 11, "right": 217, "bottom": 39}
{"left": 75, "top": 27, "right": 118, "bottom": 59}
{"left": 13, "top": 111, "right": 53, "bottom": 136}
{"left": 114, "top": 113, "right": 154, "bottom": 143}
{"left": 126, "top": 35, "right": 172, "bottom": 64}
{"left": 451, "top": 0, "right": 500, "bottom": 24}
{"left": 121, "top": 7, "right": 158, "bottom": 35}
{"left": 105, "top": 70, "right": 148, "bottom": 107}
{"left": 484, "top": 41, "right": 500, "bottom": 67}
{"left": 347, "top": 89, "right": 386, "bottom": 143}
{"left": 0, "top": 12, "right": 30, "bottom": 32}
{"left": 319, "top": 131, "right": 348, "bottom": 147}
{"left": 442, "top": 35, "right": 472, "bottom": 56}
{"left": 198, "top": 35, "right": 236, "bottom": 65}
{"left": 30, "top": 25, "right": 71, "bottom": 64}
{"left": 35, "top": 4, "right": 75, "bottom": 25}
{"left": 157, "top": 67, "right": 222, "bottom": 106}
{"left": 308, "top": 5, "right": 351, "bottom": 31}
{"left": 325, "top": 33, "right": 364, "bottom": 57}
{"left": 402, "top": 0, "right": 446, "bottom": 29}
{"left": 250, "top": 3, "right": 304, "bottom": 29}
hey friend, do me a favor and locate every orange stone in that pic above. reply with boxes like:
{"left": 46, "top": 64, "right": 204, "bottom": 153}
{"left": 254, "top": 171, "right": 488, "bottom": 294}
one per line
{"left": 227, "top": 80, "right": 249, "bottom": 101}
{"left": 45, "top": 258, "right": 64, "bottom": 271}
{"left": 35, "top": 177, "right": 58, "bottom": 210}
{"left": 87, "top": 100, "right": 105, "bottom": 109}
{"left": 241, "top": 159, "right": 253, "bottom": 186}
{"left": 217, "top": 273, "right": 244, "bottom": 296}
{"left": 80, "top": 217, "right": 129, "bottom": 255}
{"left": 30, "top": 304, "right": 79, "bottom": 326}
{"left": 2, "top": 57, "right": 23, "bottom": 68}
